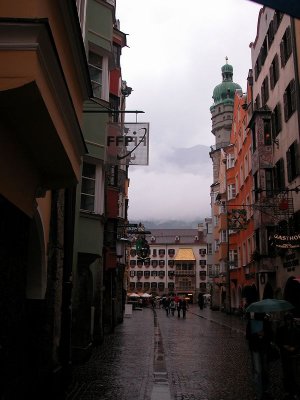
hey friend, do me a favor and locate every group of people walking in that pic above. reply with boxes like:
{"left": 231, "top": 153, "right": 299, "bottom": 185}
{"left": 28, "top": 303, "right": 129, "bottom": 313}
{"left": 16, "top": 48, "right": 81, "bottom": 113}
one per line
{"left": 246, "top": 311, "right": 300, "bottom": 400}
{"left": 151, "top": 296, "right": 188, "bottom": 318}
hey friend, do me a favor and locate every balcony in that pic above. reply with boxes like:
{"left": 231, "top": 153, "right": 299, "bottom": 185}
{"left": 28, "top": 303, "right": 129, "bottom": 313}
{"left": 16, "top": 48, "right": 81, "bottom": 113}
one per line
{"left": 175, "top": 270, "right": 196, "bottom": 277}
{"left": 210, "top": 142, "right": 230, "bottom": 153}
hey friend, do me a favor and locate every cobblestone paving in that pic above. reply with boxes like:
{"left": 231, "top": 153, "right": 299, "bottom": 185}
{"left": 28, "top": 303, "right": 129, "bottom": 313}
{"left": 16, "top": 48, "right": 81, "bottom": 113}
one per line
{"left": 158, "top": 306, "right": 284, "bottom": 400}
{"left": 66, "top": 310, "right": 155, "bottom": 400}
{"left": 65, "top": 306, "right": 286, "bottom": 400}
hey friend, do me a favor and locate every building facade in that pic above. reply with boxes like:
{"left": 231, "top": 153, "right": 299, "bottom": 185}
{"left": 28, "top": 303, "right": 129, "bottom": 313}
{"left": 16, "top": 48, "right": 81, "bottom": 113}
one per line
{"left": 0, "top": 0, "right": 91, "bottom": 397}
{"left": 128, "top": 227, "right": 208, "bottom": 303}
{"left": 248, "top": 7, "right": 300, "bottom": 313}
{"left": 209, "top": 61, "right": 242, "bottom": 310}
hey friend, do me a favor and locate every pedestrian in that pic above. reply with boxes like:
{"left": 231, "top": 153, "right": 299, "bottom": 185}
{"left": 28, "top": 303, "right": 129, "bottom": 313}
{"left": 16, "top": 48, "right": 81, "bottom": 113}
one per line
{"left": 165, "top": 297, "right": 170, "bottom": 316}
{"left": 198, "top": 293, "right": 204, "bottom": 310}
{"left": 182, "top": 298, "right": 188, "bottom": 318}
{"left": 276, "top": 312, "right": 300, "bottom": 399}
{"left": 246, "top": 312, "right": 273, "bottom": 400}
{"left": 177, "top": 299, "right": 182, "bottom": 318}
{"left": 170, "top": 298, "right": 176, "bottom": 316}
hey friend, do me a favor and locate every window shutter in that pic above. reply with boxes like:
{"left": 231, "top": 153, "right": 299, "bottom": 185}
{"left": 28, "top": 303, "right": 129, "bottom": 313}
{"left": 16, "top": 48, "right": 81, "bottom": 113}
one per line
{"left": 286, "top": 148, "right": 292, "bottom": 182}
{"left": 290, "top": 79, "right": 296, "bottom": 114}
{"left": 279, "top": 158, "right": 285, "bottom": 190}
{"left": 275, "top": 54, "right": 279, "bottom": 84}
{"left": 283, "top": 91, "right": 288, "bottom": 122}
{"left": 280, "top": 41, "right": 285, "bottom": 67}
{"left": 286, "top": 27, "right": 292, "bottom": 59}
{"left": 269, "top": 64, "right": 274, "bottom": 90}
{"left": 277, "top": 103, "right": 282, "bottom": 133}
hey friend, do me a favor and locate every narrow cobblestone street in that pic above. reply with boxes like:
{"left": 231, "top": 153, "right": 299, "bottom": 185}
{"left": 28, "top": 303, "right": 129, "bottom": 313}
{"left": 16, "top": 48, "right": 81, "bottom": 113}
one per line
{"left": 65, "top": 305, "right": 286, "bottom": 400}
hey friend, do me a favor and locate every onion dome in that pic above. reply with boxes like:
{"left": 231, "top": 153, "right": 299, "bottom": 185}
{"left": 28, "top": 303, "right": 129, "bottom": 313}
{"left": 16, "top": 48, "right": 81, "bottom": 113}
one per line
{"left": 210, "top": 57, "right": 242, "bottom": 110}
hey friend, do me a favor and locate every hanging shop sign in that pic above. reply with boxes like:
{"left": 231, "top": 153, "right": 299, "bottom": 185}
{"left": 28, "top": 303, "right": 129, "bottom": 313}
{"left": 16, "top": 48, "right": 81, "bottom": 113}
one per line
{"left": 227, "top": 209, "right": 247, "bottom": 230}
{"left": 270, "top": 233, "right": 300, "bottom": 249}
{"left": 107, "top": 122, "right": 149, "bottom": 165}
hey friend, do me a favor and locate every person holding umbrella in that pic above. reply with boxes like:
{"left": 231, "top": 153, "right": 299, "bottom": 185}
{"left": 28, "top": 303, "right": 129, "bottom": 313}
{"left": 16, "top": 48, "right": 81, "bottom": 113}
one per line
{"left": 246, "top": 312, "right": 273, "bottom": 400}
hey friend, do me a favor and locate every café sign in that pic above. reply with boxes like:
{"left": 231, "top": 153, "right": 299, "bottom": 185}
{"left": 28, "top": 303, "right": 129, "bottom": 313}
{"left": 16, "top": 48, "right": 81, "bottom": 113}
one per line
{"left": 270, "top": 233, "right": 300, "bottom": 249}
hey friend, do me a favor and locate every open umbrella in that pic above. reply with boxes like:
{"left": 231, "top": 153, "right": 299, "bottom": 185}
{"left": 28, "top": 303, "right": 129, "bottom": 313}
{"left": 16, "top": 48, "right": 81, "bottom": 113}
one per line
{"left": 246, "top": 298, "right": 294, "bottom": 313}
{"left": 141, "top": 293, "right": 152, "bottom": 298}
{"left": 128, "top": 292, "right": 140, "bottom": 298}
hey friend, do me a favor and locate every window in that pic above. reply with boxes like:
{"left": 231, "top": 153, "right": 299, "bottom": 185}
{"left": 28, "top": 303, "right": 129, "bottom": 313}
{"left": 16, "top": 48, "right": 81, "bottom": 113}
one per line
{"left": 229, "top": 250, "right": 238, "bottom": 268}
{"left": 107, "top": 165, "right": 118, "bottom": 186}
{"left": 273, "top": 10, "right": 283, "bottom": 33}
{"left": 130, "top": 260, "right": 136, "bottom": 267}
{"left": 283, "top": 80, "right": 296, "bottom": 122}
{"left": 199, "top": 260, "right": 207, "bottom": 266}
{"left": 151, "top": 271, "right": 157, "bottom": 277}
{"left": 214, "top": 239, "right": 220, "bottom": 251}
{"left": 267, "top": 19, "right": 274, "bottom": 47}
{"left": 226, "top": 153, "right": 235, "bottom": 169}
{"left": 130, "top": 249, "right": 136, "bottom": 257}
{"left": 152, "top": 249, "right": 157, "bottom": 257}
{"left": 272, "top": 103, "right": 282, "bottom": 137}
{"left": 88, "top": 51, "right": 103, "bottom": 98}
{"left": 81, "top": 163, "right": 96, "bottom": 211}
{"left": 254, "top": 94, "right": 260, "bottom": 111}
{"left": 286, "top": 141, "right": 299, "bottom": 182}
{"left": 199, "top": 248, "right": 207, "bottom": 256}
{"left": 227, "top": 184, "right": 236, "bottom": 200}
{"left": 159, "top": 249, "right": 165, "bottom": 257}
{"left": 168, "top": 260, "right": 174, "bottom": 267}
{"left": 207, "top": 243, "right": 213, "bottom": 255}
{"left": 129, "top": 270, "right": 135, "bottom": 277}
{"left": 264, "top": 119, "right": 272, "bottom": 145}
{"left": 151, "top": 260, "right": 158, "bottom": 268}
{"left": 159, "top": 260, "right": 165, "bottom": 267}
{"left": 274, "top": 158, "right": 285, "bottom": 192}
{"left": 144, "top": 282, "right": 150, "bottom": 290}
{"left": 269, "top": 54, "right": 279, "bottom": 89}
{"left": 251, "top": 123, "right": 257, "bottom": 152}
{"left": 265, "top": 169, "right": 273, "bottom": 197}
{"left": 158, "top": 282, "right": 165, "bottom": 291}
{"left": 220, "top": 230, "right": 227, "bottom": 243}
{"left": 110, "top": 95, "right": 120, "bottom": 123}
{"left": 199, "top": 271, "right": 207, "bottom": 281}
{"left": 280, "top": 27, "right": 292, "bottom": 67}
{"left": 240, "top": 164, "right": 244, "bottom": 185}
{"left": 113, "top": 44, "right": 121, "bottom": 68}
{"left": 168, "top": 249, "right": 175, "bottom": 257}
{"left": 261, "top": 76, "right": 269, "bottom": 106}
{"left": 144, "top": 271, "right": 150, "bottom": 278}
{"left": 244, "top": 154, "right": 248, "bottom": 178}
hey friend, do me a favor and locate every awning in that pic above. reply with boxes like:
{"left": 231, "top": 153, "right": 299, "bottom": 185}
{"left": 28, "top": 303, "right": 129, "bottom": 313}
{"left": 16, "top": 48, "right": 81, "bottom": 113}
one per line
{"left": 174, "top": 248, "right": 195, "bottom": 261}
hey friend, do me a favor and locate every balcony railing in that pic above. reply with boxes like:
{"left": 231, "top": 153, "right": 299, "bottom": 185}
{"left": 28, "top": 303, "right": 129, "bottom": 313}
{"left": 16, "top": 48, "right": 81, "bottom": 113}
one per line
{"left": 175, "top": 271, "right": 196, "bottom": 277}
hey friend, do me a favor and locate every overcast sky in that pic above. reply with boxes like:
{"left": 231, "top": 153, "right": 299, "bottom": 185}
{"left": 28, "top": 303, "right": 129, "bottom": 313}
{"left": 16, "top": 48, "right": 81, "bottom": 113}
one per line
{"left": 116, "top": 0, "right": 262, "bottom": 224}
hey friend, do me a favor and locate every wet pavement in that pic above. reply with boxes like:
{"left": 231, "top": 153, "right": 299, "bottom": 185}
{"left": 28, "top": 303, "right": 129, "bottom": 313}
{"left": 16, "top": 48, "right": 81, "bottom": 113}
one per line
{"left": 65, "top": 305, "right": 287, "bottom": 400}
